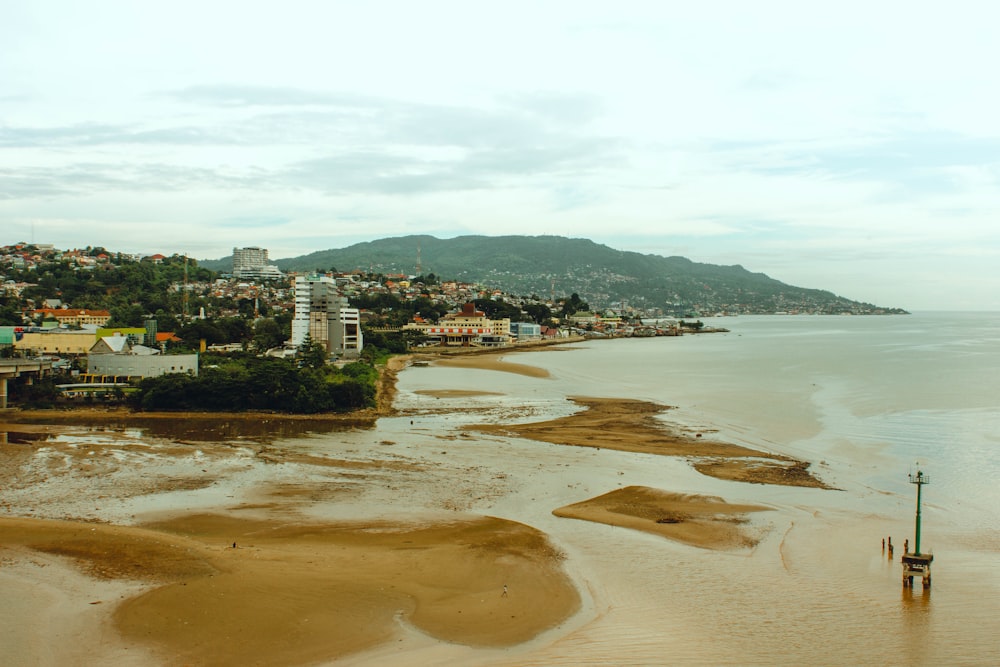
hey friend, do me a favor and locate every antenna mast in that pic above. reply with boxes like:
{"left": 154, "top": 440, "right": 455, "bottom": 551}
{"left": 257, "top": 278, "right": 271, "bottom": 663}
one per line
{"left": 183, "top": 255, "right": 189, "bottom": 320}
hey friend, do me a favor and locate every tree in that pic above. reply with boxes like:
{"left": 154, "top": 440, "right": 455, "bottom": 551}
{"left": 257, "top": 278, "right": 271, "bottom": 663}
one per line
{"left": 472, "top": 298, "right": 522, "bottom": 321}
{"left": 0, "top": 295, "right": 23, "bottom": 326}
{"left": 523, "top": 303, "right": 552, "bottom": 325}
{"left": 252, "top": 318, "right": 286, "bottom": 353}
{"left": 108, "top": 303, "right": 147, "bottom": 327}
{"left": 558, "top": 292, "right": 590, "bottom": 317}
{"left": 153, "top": 309, "right": 181, "bottom": 333}
{"left": 297, "top": 334, "right": 328, "bottom": 369}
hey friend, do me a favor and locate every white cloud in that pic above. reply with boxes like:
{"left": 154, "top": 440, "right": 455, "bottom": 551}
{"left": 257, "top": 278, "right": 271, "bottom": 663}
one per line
{"left": 2, "top": 1, "right": 1000, "bottom": 309}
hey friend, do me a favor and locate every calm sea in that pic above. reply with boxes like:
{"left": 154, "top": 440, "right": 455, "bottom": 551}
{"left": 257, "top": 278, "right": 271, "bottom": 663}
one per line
{"left": 549, "top": 311, "right": 1000, "bottom": 525}
{"left": 7, "top": 313, "right": 997, "bottom": 665}
{"left": 392, "top": 311, "right": 1000, "bottom": 665}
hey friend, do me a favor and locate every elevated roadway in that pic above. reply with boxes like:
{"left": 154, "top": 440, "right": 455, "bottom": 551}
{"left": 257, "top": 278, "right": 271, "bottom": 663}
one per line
{"left": 0, "top": 359, "right": 54, "bottom": 409}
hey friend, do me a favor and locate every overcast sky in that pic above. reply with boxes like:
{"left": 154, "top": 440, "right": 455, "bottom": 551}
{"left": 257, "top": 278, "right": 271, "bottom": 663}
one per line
{"left": 2, "top": 1, "right": 999, "bottom": 310}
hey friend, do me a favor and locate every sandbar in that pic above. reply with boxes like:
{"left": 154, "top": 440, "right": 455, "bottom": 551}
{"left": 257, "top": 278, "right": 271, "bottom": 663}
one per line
{"left": 468, "top": 396, "right": 830, "bottom": 488}
{"left": 553, "top": 485, "right": 771, "bottom": 550}
{"left": 0, "top": 514, "right": 579, "bottom": 665}
{"left": 431, "top": 355, "right": 551, "bottom": 378}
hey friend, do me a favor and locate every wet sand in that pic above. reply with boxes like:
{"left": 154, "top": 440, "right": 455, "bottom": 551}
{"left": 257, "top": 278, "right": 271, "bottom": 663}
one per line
{"left": 468, "top": 396, "right": 831, "bottom": 488}
{"left": 431, "top": 354, "right": 551, "bottom": 378}
{"left": 1, "top": 344, "right": 839, "bottom": 665}
{"left": 1, "top": 515, "right": 577, "bottom": 666}
{"left": 553, "top": 485, "right": 771, "bottom": 550}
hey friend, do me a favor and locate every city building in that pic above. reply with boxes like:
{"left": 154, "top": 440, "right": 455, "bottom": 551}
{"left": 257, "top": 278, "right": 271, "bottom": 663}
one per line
{"left": 511, "top": 322, "right": 542, "bottom": 340}
{"left": 403, "top": 302, "right": 512, "bottom": 347}
{"left": 30, "top": 308, "right": 112, "bottom": 327}
{"left": 292, "top": 274, "right": 363, "bottom": 358}
{"left": 232, "top": 246, "right": 284, "bottom": 280}
{"left": 87, "top": 334, "right": 198, "bottom": 378}
{"left": 87, "top": 352, "right": 199, "bottom": 378}
{"left": 14, "top": 330, "right": 97, "bottom": 356}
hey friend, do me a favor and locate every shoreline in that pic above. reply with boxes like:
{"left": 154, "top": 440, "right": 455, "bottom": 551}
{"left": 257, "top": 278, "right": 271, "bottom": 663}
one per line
{"left": 1, "top": 338, "right": 580, "bottom": 426}
{"left": 0, "top": 336, "right": 841, "bottom": 664}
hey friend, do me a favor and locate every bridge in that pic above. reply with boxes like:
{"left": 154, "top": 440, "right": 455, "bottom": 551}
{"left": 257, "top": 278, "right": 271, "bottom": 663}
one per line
{"left": 0, "top": 359, "right": 54, "bottom": 409}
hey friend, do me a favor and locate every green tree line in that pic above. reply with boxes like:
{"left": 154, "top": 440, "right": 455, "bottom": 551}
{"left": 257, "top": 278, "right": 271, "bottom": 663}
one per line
{"left": 129, "top": 353, "right": 376, "bottom": 413}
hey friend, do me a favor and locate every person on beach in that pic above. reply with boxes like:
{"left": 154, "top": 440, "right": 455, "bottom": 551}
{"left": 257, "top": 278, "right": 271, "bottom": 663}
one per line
{"left": 502, "top": 584, "right": 508, "bottom": 598}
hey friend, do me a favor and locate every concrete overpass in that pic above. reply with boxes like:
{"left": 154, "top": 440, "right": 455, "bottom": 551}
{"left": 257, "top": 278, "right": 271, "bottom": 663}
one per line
{"left": 0, "top": 359, "right": 54, "bottom": 409}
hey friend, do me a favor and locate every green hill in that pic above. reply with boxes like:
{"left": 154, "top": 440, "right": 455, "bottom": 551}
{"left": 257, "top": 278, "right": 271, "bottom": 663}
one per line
{"left": 202, "top": 235, "right": 906, "bottom": 315}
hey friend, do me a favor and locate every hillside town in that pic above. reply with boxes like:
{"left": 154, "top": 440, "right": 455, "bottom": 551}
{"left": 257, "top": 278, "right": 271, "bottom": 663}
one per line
{"left": 1, "top": 244, "right": 693, "bottom": 400}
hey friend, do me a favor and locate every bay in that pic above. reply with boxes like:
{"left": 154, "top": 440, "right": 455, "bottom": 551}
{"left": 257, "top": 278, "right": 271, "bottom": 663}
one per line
{"left": 386, "top": 311, "right": 1000, "bottom": 665}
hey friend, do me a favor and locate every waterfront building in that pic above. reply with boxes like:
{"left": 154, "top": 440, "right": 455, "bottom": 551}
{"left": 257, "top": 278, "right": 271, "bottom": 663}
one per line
{"left": 292, "top": 274, "right": 363, "bottom": 358}
{"left": 403, "top": 303, "right": 512, "bottom": 347}
{"left": 87, "top": 352, "right": 198, "bottom": 378}
{"left": 86, "top": 333, "right": 197, "bottom": 378}
{"left": 511, "top": 322, "right": 542, "bottom": 340}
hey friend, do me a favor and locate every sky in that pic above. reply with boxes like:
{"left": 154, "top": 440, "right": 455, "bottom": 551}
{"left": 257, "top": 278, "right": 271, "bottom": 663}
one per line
{"left": 2, "top": 1, "right": 999, "bottom": 311}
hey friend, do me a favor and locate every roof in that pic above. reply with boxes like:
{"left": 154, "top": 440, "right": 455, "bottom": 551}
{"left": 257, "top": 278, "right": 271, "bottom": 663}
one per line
{"left": 33, "top": 308, "right": 112, "bottom": 318}
{"left": 92, "top": 335, "right": 131, "bottom": 353}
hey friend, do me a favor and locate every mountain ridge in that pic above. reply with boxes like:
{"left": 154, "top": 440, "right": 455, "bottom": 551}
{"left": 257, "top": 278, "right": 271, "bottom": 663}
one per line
{"left": 201, "top": 235, "right": 906, "bottom": 315}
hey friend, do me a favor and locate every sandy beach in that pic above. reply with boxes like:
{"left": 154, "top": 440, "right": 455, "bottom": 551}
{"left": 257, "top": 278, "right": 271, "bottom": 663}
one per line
{"left": 0, "top": 342, "right": 936, "bottom": 665}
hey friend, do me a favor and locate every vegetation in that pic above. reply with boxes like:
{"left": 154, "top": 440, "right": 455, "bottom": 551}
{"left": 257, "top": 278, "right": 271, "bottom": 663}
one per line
{"left": 203, "top": 234, "right": 908, "bottom": 315}
{"left": 129, "top": 352, "right": 376, "bottom": 413}
{"left": 9, "top": 252, "right": 214, "bottom": 320}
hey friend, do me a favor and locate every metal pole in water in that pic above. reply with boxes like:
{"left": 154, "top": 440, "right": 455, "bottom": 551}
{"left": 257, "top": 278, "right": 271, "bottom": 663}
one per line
{"left": 909, "top": 469, "right": 929, "bottom": 555}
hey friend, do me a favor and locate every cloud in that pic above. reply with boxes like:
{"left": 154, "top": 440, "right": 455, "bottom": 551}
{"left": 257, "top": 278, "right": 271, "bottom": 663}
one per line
{"left": 163, "top": 84, "right": 381, "bottom": 108}
{"left": 0, "top": 83, "right": 627, "bottom": 202}
{"left": 498, "top": 91, "right": 605, "bottom": 124}
{"left": 711, "top": 131, "right": 1000, "bottom": 179}
{"left": 0, "top": 162, "right": 258, "bottom": 199}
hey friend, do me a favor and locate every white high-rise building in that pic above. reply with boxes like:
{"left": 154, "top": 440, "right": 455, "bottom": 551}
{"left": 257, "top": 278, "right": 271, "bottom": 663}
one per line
{"left": 232, "top": 247, "right": 284, "bottom": 279}
{"left": 292, "top": 275, "right": 363, "bottom": 358}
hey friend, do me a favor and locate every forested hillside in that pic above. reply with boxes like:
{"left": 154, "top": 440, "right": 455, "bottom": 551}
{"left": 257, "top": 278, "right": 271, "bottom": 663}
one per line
{"left": 202, "top": 235, "right": 906, "bottom": 315}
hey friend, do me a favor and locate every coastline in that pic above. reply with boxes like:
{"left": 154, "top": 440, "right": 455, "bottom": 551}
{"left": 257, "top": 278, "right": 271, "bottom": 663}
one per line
{"left": 3, "top": 337, "right": 838, "bottom": 665}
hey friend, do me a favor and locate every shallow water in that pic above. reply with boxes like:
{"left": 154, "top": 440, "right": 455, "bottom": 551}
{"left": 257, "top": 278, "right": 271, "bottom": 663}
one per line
{"left": 387, "top": 312, "right": 1000, "bottom": 665}
{"left": 5, "top": 313, "right": 997, "bottom": 665}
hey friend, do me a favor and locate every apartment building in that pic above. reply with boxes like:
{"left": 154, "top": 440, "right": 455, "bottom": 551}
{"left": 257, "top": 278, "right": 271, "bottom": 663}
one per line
{"left": 292, "top": 274, "right": 363, "bottom": 358}
{"left": 232, "top": 246, "right": 284, "bottom": 280}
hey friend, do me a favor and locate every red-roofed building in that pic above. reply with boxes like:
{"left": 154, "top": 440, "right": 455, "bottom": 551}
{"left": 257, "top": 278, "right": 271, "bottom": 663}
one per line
{"left": 156, "top": 332, "right": 182, "bottom": 344}
{"left": 402, "top": 303, "right": 511, "bottom": 347}
{"left": 31, "top": 308, "right": 112, "bottom": 327}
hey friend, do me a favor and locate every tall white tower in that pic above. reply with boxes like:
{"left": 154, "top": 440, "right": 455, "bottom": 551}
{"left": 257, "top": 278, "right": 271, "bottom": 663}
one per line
{"left": 292, "top": 275, "right": 363, "bottom": 357}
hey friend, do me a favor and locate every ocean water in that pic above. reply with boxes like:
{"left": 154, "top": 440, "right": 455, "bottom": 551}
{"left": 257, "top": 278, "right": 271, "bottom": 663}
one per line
{"left": 9, "top": 312, "right": 998, "bottom": 665}
{"left": 388, "top": 311, "right": 1000, "bottom": 665}
{"left": 545, "top": 312, "right": 1000, "bottom": 520}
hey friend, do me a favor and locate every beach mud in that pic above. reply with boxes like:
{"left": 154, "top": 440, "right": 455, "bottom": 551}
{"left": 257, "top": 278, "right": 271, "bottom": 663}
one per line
{"left": 1, "top": 343, "right": 833, "bottom": 665}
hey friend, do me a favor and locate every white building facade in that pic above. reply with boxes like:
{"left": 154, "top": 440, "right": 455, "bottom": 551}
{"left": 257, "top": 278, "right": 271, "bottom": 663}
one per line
{"left": 292, "top": 275, "right": 363, "bottom": 358}
{"left": 232, "top": 246, "right": 284, "bottom": 280}
{"left": 88, "top": 353, "right": 199, "bottom": 378}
